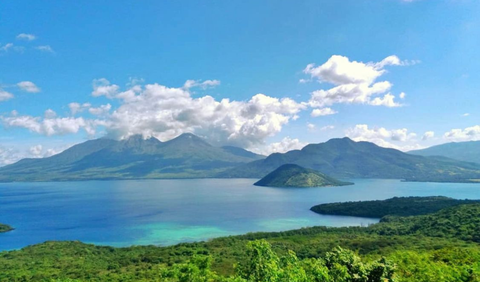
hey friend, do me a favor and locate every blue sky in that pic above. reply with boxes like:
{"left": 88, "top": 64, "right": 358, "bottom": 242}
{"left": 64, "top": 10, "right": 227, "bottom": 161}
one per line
{"left": 1, "top": 0, "right": 479, "bottom": 165}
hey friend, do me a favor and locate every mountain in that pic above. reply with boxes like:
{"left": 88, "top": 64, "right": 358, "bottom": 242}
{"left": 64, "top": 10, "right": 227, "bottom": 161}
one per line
{"left": 409, "top": 141, "right": 480, "bottom": 164}
{"left": 254, "top": 164, "right": 353, "bottom": 188}
{"left": 219, "top": 137, "right": 480, "bottom": 182}
{"left": 0, "top": 133, "right": 264, "bottom": 182}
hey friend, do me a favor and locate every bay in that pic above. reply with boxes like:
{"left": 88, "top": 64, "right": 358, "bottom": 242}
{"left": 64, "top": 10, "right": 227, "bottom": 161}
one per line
{"left": 0, "top": 178, "right": 479, "bottom": 250}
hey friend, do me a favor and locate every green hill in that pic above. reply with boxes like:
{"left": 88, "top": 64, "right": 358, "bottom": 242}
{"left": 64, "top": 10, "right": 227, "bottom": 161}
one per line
{"left": 0, "top": 133, "right": 264, "bottom": 182}
{"left": 219, "top": 137, "right": 480, "bottom": 182}
{"left": 409, "top": 141, "right": 480, "bottom": 164}
{"left": 254, "top": 164, "right": 353, "bottom": 187}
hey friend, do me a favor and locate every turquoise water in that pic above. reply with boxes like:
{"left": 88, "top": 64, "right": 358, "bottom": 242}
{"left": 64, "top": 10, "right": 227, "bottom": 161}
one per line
{"left": 0, "top": 179, "right": 479, "bottom": 250}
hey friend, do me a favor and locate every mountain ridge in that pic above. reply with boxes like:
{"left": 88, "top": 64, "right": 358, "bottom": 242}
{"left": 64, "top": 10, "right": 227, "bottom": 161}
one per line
{"left": 409, "top": 141, "right": 480, "bottom": 164}
{"left": 219, "top": 137, "right": 480, "bottom": 182}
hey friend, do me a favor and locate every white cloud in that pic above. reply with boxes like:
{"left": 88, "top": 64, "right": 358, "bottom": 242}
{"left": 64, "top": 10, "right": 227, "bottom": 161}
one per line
{"left": 0, "top": 43, "right": 14, "bottom": 52}
{"left": 305, "top": 55, "right": 408, "bottom": 108}
{"left": 321, "top": 125, "right": 335, "bottom": 131}
{"left": 307, "top": 123, "right": 316, "bottom": 131}
{"left": 462, "top": 113, "right": 470, "bottom": 117}
{"left": 107, "top": 83, "right": 306, "bottom": 148}
{"left": 29, "top": 145, "right": 43, "bottom": 156}
{"left": 443, "top": 126, "right": 480, "bottom": 142}
{"left": 399, "top": 92, "right": 406, "bottom": 99}
{"left": 252, "top": 137, "right": 307, "bottom": 156}
{"left": 183, "top": 79, "right": 221, "bottom": 90}
{"left": 346, "top": 124, "right": 420, "bottom": 151}
{"left": 35, "top": 45, "right": 54, "bottom": 53}
{"left": 16, "top": 33, "right": 36, "bottom": 41}
{"left": 1, "top": 114, "right": 105, "bottom": 137}
{"left": 69, "top": 102, "right": 92, "bottom": 115}
{"left": 369, "top": 93, "right": 402, "bottom": 107}
{"left": 422, "top": 131, "right": 435, "bottom": 141}
{"left": 91, "top": 78, "right": 119, "bottom": 98}
{"left": 44, "top": 109, "right": 57, "bottom": 119}
{"left": 17, "top": 81, "right": 41, "bottom": 93}
{"left": 0, "top": 144, "right": 68, "bottom": 167}
{"left": 0, "top": 89, "right": 14, "bottom": 102}
{"left": 89, "top": 104, "right": 111, "bottom": 116}
{"left": 311, "top": 107, "right": 338, "bottom": 117}
{"left": 2, "top": 80, "right": 305, "bottom": 148}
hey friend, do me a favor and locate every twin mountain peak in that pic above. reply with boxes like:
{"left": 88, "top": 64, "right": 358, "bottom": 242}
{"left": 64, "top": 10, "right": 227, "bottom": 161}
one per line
{"left": 1, "top": 134, "right": 480, "bottom": 183}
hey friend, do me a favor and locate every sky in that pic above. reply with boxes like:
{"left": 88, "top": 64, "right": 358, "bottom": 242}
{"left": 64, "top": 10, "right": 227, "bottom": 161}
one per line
{"left": 1, "top": 0, "right": 479, "bottom": 166}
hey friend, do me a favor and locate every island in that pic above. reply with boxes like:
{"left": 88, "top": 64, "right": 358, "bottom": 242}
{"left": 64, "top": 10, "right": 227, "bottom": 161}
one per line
{"left": 253, "top": 163, "right": 353, "bottom": 188}
{"left": 0, "top": 223, "right": 13, "bottom": 233}
{"left": 310, "top": 196, "right": 480, "bottom": 218}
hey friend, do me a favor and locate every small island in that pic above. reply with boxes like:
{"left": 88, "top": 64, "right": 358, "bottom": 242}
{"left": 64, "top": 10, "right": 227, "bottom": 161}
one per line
{"left": 254, "top": 164, "right": 353, "bottom": 188}
{"left": 0, "top": 223, "right": 13, "bottom": 233}
{"left": 310, "top": 196, "right": 480, "bottom": 218}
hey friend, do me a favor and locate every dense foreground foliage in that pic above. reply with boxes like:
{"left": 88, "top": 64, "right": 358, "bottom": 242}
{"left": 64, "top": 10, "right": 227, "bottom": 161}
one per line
{"left": 1, "top": 203, "right": 479, "bottom": 281}
{"left": 311, "top": 196, "right": 480, "bottom": 218}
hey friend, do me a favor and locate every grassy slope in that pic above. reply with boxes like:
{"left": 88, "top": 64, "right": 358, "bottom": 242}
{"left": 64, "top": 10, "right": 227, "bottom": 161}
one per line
{"left": 1, "top": 203, "right": 479, "bottom": 281}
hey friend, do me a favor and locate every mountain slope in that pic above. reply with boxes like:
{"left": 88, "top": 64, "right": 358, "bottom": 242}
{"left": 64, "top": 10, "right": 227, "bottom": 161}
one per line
{"left": 254, "top": 164, "right": 352, "bottom": 187}
{"left": 0, "top": 134, "right": 264, "bottom": 181}
{"left": 219, "top": 137, "right": 480, "bottom": 182}
{"left": 409, "top": 141, "right": 480, "bottom": 164}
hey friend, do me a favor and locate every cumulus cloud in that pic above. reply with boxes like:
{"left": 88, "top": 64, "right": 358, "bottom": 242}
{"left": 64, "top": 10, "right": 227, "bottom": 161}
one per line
{"left": 89, "top": 104, "right": 112, "bottom": 116}
{"left": 0, "top": 43, "right": 14, "bottom": 52}
{"left": 183, "top": 79, "right": 221, "bottom": 89}
{"left": 311, "top": 107, "right": 337, "bottom": 117}
{"left": 443, "top": 126, "right": 480, "bottom": 142}
{"left": 91, "top": 78, "right": 119, "bottom": 98}
{"left": 0, "top": 89, "right": 14, "bottom": 102}
{"left": 35, "top": 45, "right": 54, "bottom": 53}
{"left": 307, "top": 123, "right": 316, "bottom": 131}
{"left": 252, "top": 137, "right": 307, "bottom": 156}
{"left": 2, "top": 80, "right": 305, "bottom": 148}
{"left": 17, "top": 81, "right": 41, "bottom": 93}
{"left": 422, "top": 131, "right": 435, "bottom": 141}
{"left": 0, "top": 144, "right": 67, "bottom": 167}
{"left": 1, "top": 114, "right": 106, "bottom": 136}
{"left": 69, "top": 102, "right": 92, "bottom": 115}
{"left": 346, "top": 124, "right": 421, "bottom": 151}
{"left": 107, "top": 82, "right": 305, "bottom": 148}
{"left": 16, "top": 33, "right": 36, "bottom": 41}
{"left": 304, "top": 55, "right": 408, "bottom": 108}
{"left": 321, "top": 125, "right": 335, "bottom": 131}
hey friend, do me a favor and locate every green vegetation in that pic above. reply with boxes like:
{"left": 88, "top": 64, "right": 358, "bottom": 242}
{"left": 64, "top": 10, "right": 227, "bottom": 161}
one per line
{"left": 0, "top": 223, "right": 13, "bottom": 233}
{"left": 2, "top": 135, "right": 480, "bottom": 183}
{"left": 1, "top": 202, "right": 480, "bottom": 281}
{"left": 220, "top": 137, "right": 480, "bottom": 182}
{"left": 0, "top": 133, "right": 264, "bottom": 182}
{"left": 254, "top": 164, "right": 353, "bottom": 188}
{"left": 311, "top": 196, "right": 480, "bottom": 218}
{"left": 410, "top": 140, "right": 480, "bottom": 164}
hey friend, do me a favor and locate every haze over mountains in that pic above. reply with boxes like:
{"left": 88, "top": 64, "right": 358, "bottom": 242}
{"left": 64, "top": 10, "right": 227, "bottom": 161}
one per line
{"left": 0, "top": 133, "right": 263, "bottom": 181}
{"left": 220, "top": 137, "right": 480, "bottom": 182}
{"left": 1, "top": 134, "right": 480, "bottom": 182}
{"left": 409, "top": 141, "right": 480, "bottom": 165}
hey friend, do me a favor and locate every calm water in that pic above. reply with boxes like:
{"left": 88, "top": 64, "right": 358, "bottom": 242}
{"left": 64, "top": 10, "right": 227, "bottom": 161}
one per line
{"left": 0, "top": 179, "right": 479, "bottom": 250}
